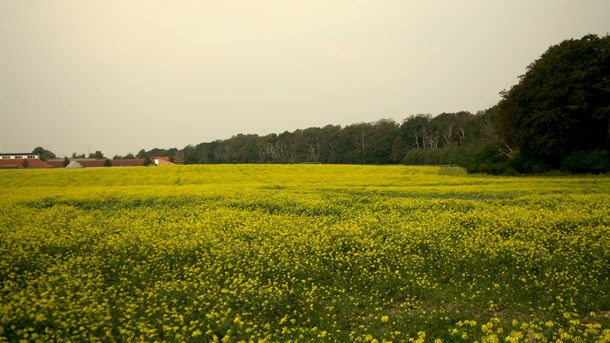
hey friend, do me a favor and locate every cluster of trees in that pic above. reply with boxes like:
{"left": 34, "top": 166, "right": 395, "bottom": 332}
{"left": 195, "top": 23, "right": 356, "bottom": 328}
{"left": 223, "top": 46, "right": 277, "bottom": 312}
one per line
{"left": 32, "top": 147, "right": 57, "bottom": 161}
{"left": 69, "top": 151, "right": 105, "bottom": 159}
{"left": 166, "top": 111, "right": 493, "bottom": 167}
{"left": 494, "top": 34, "right": 610, "bottom": 173}
{"left": 32, "top": 34, "right": 609, "bottom": 174}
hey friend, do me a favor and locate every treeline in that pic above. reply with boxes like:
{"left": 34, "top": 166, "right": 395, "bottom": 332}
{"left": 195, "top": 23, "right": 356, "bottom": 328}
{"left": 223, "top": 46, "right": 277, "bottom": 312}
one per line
{"left": 32, "top": 109, "right": 503, "bottom": 172}
{"left": 156, "top": 110, "right": 496, "bottom": 169}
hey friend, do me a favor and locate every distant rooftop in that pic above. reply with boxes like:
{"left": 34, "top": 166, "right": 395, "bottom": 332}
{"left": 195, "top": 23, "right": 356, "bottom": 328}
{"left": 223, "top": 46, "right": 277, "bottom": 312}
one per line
{"left": 0, "top": 153, "right": 39, "bottom": 156}
{"left": 1, "top": 153, "right": 40, "bottom": 159}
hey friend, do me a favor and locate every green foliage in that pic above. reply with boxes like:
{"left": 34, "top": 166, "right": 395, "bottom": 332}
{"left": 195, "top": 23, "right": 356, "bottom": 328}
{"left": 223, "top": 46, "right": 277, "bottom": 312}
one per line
{"left": 32, "top": 146, "right": 57, "bottom": 161}
{"left": 466, "top": 145, "right": 513, "bottom": 175}
{"left": 88, "top": 150, "right": 105, "bottom": 159}
{"left": 142, "top": 112, "right": 488, "bottom": 167}
{"left": 403, "top": 146, "right": 473, "bottom": 166}
{"left": 136, "top": 149, "right": 147, "bottom": 159}
{"left": 496, "top": 34, "right": 610, "bottom": 171}
{"left": 143, "top": 156, "right": 153, "bottom": 166}
{"left": 561, "top": 149, "right": 610, "bottom": 173}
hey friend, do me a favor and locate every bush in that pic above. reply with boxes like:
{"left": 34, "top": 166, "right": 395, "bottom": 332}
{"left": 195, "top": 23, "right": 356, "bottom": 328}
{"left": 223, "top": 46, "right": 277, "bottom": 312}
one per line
{"left": 465, "top": 145, "right": 512, "bottom": 174}
{"left": 403, "top": 146, "right": 472, "bottom": 167}
{"left": 561, "top": 150, "right": 610, "bottom": 174}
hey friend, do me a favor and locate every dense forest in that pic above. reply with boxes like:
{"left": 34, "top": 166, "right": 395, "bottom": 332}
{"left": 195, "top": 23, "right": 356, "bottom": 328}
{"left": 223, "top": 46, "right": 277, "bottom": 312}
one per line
{"left": 36, "top": 34, "right": 610, "bottom": 174}
{"left": 145, "top": 109, "right": 493, "bottom": 167}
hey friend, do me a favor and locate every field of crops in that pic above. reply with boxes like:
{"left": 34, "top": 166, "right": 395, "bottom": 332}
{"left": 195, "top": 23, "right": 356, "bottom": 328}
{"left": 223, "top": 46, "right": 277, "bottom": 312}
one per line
{"left": 1, "top": 165, "right": 610, "bottom": 342}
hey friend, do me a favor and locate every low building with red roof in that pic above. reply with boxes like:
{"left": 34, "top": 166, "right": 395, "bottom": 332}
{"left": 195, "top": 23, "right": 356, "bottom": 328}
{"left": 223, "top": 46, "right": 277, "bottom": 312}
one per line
{"left": 0, "top": 153, "right": 53, "bottom": 169}
{"left": 45, "top": 160, "right": 68, "bottom": 168}
{"left": 111, "top": 159, "right": 147, "bottom": 167}
{"left": 153, "top": 156, "right": 176, "bottom": 166}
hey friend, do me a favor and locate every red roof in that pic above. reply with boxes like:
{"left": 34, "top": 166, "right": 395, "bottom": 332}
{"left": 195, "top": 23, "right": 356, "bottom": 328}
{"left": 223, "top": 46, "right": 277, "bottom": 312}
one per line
{"left": 111, "top": 159, "right": 146, "bottom": 167}
{"left": 0, "top": 159, "right": 53, "bottom": 169}
{"left": 45, "top": 160, "right": 67, "bottom": 168}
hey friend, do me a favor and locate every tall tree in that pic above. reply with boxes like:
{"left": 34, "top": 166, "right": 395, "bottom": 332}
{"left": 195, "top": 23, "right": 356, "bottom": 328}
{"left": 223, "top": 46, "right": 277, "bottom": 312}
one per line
{"left": 496, "top": 34, "right": 610, "bottom": 170}
{"left": 88, "top": 151, "right": 105, "bottom": 159}
{"left": 32, "top": 146, "right": 57, "bottom": 161}
{"left": 143, "top": 156, "right": 152, "bottom": 166}
{"left": 363, "top": 119, "right": 399, "bottom": 164}
{"left": 400, "top": 115, "right": 432, "bottom": 149}
{"left": 136, "top": 149, "right": 148, "bottom": 159}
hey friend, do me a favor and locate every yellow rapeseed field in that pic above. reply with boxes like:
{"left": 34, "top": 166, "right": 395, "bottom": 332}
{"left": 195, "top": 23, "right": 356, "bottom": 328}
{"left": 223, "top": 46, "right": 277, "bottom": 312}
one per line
{"left": 1, "top": 165, "right": 609, "bottom": 342}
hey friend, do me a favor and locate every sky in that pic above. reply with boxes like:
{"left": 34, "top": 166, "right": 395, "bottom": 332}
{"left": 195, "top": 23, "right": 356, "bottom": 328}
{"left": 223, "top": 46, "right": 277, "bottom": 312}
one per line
{"left": 1, "top": 1, "right": 609, "bottom": 158}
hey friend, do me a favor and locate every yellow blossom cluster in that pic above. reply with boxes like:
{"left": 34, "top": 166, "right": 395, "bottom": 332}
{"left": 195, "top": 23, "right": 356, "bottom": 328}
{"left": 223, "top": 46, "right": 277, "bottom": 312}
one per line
{"left": 1, "top": 165, "right": 610, "bottom": 341}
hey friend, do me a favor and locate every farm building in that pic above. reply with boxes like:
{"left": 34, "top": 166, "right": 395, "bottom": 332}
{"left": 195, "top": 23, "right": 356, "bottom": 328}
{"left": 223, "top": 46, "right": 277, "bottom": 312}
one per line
{"left": 153, "top": 156, "right": 175, "bottom": 166}
{"left": 0, "top": 153, "right": 53, "bottom": 169}
{"left": 0, "top": 154, "right": 176, "bottom": 168}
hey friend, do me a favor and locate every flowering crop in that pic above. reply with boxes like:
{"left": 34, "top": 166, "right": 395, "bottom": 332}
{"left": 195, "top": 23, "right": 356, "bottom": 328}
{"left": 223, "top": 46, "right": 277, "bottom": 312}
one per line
{"left": 1, "top": 165, "right": 610, "bottom": 342}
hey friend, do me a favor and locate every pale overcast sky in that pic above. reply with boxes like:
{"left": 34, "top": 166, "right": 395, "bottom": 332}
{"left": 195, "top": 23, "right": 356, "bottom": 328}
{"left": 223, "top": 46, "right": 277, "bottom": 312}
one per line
{"left": 1, "top": 1, "right": 609, "bottom": 157}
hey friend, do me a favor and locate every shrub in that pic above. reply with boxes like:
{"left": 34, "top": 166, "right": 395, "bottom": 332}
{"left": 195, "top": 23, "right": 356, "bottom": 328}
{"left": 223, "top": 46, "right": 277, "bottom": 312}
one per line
{"left": 561, "top": 150, "right": 610, "bottom": 174}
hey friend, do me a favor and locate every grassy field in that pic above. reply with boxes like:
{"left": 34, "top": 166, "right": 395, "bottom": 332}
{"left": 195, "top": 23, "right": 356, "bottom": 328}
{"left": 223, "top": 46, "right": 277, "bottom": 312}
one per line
{"left": 1, "top": 165, "right": 610, "bottom": 342}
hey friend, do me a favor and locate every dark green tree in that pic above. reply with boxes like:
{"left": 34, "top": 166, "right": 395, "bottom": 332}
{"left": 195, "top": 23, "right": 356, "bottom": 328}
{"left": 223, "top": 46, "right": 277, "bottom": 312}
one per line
{"left": 143, "top": 156, "right": 152, "bottom": 166}
{"left": 362, "top": 119, "right": 399, "bottom": 164}
{"left": 182, "top": 145, "right": 198, "bottom": 164}
{"left": 32, "top": 146, "right": 57, "bottom": 161}
{"left": 319, "top": 125, "right": 342, "bottom": 163}
{"left": 32, "top": 146, "right": 45, "bottom": 156}
{"left": 88, "top": 151, "right": 104, "bottom": 159}
{"left": 496, "top": 34, "right": 610, "bottom": 171}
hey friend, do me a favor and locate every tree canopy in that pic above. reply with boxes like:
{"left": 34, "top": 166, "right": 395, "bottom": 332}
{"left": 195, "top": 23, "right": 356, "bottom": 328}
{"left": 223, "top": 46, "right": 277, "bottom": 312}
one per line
{"left": 496, "top": 34, "right": 610, "bottom": 172}
{"left": 32, "top": 146, "right": 56, "bottom": 161}
{"left": 88, "top": 151, "right": 105, "bottom": 159}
